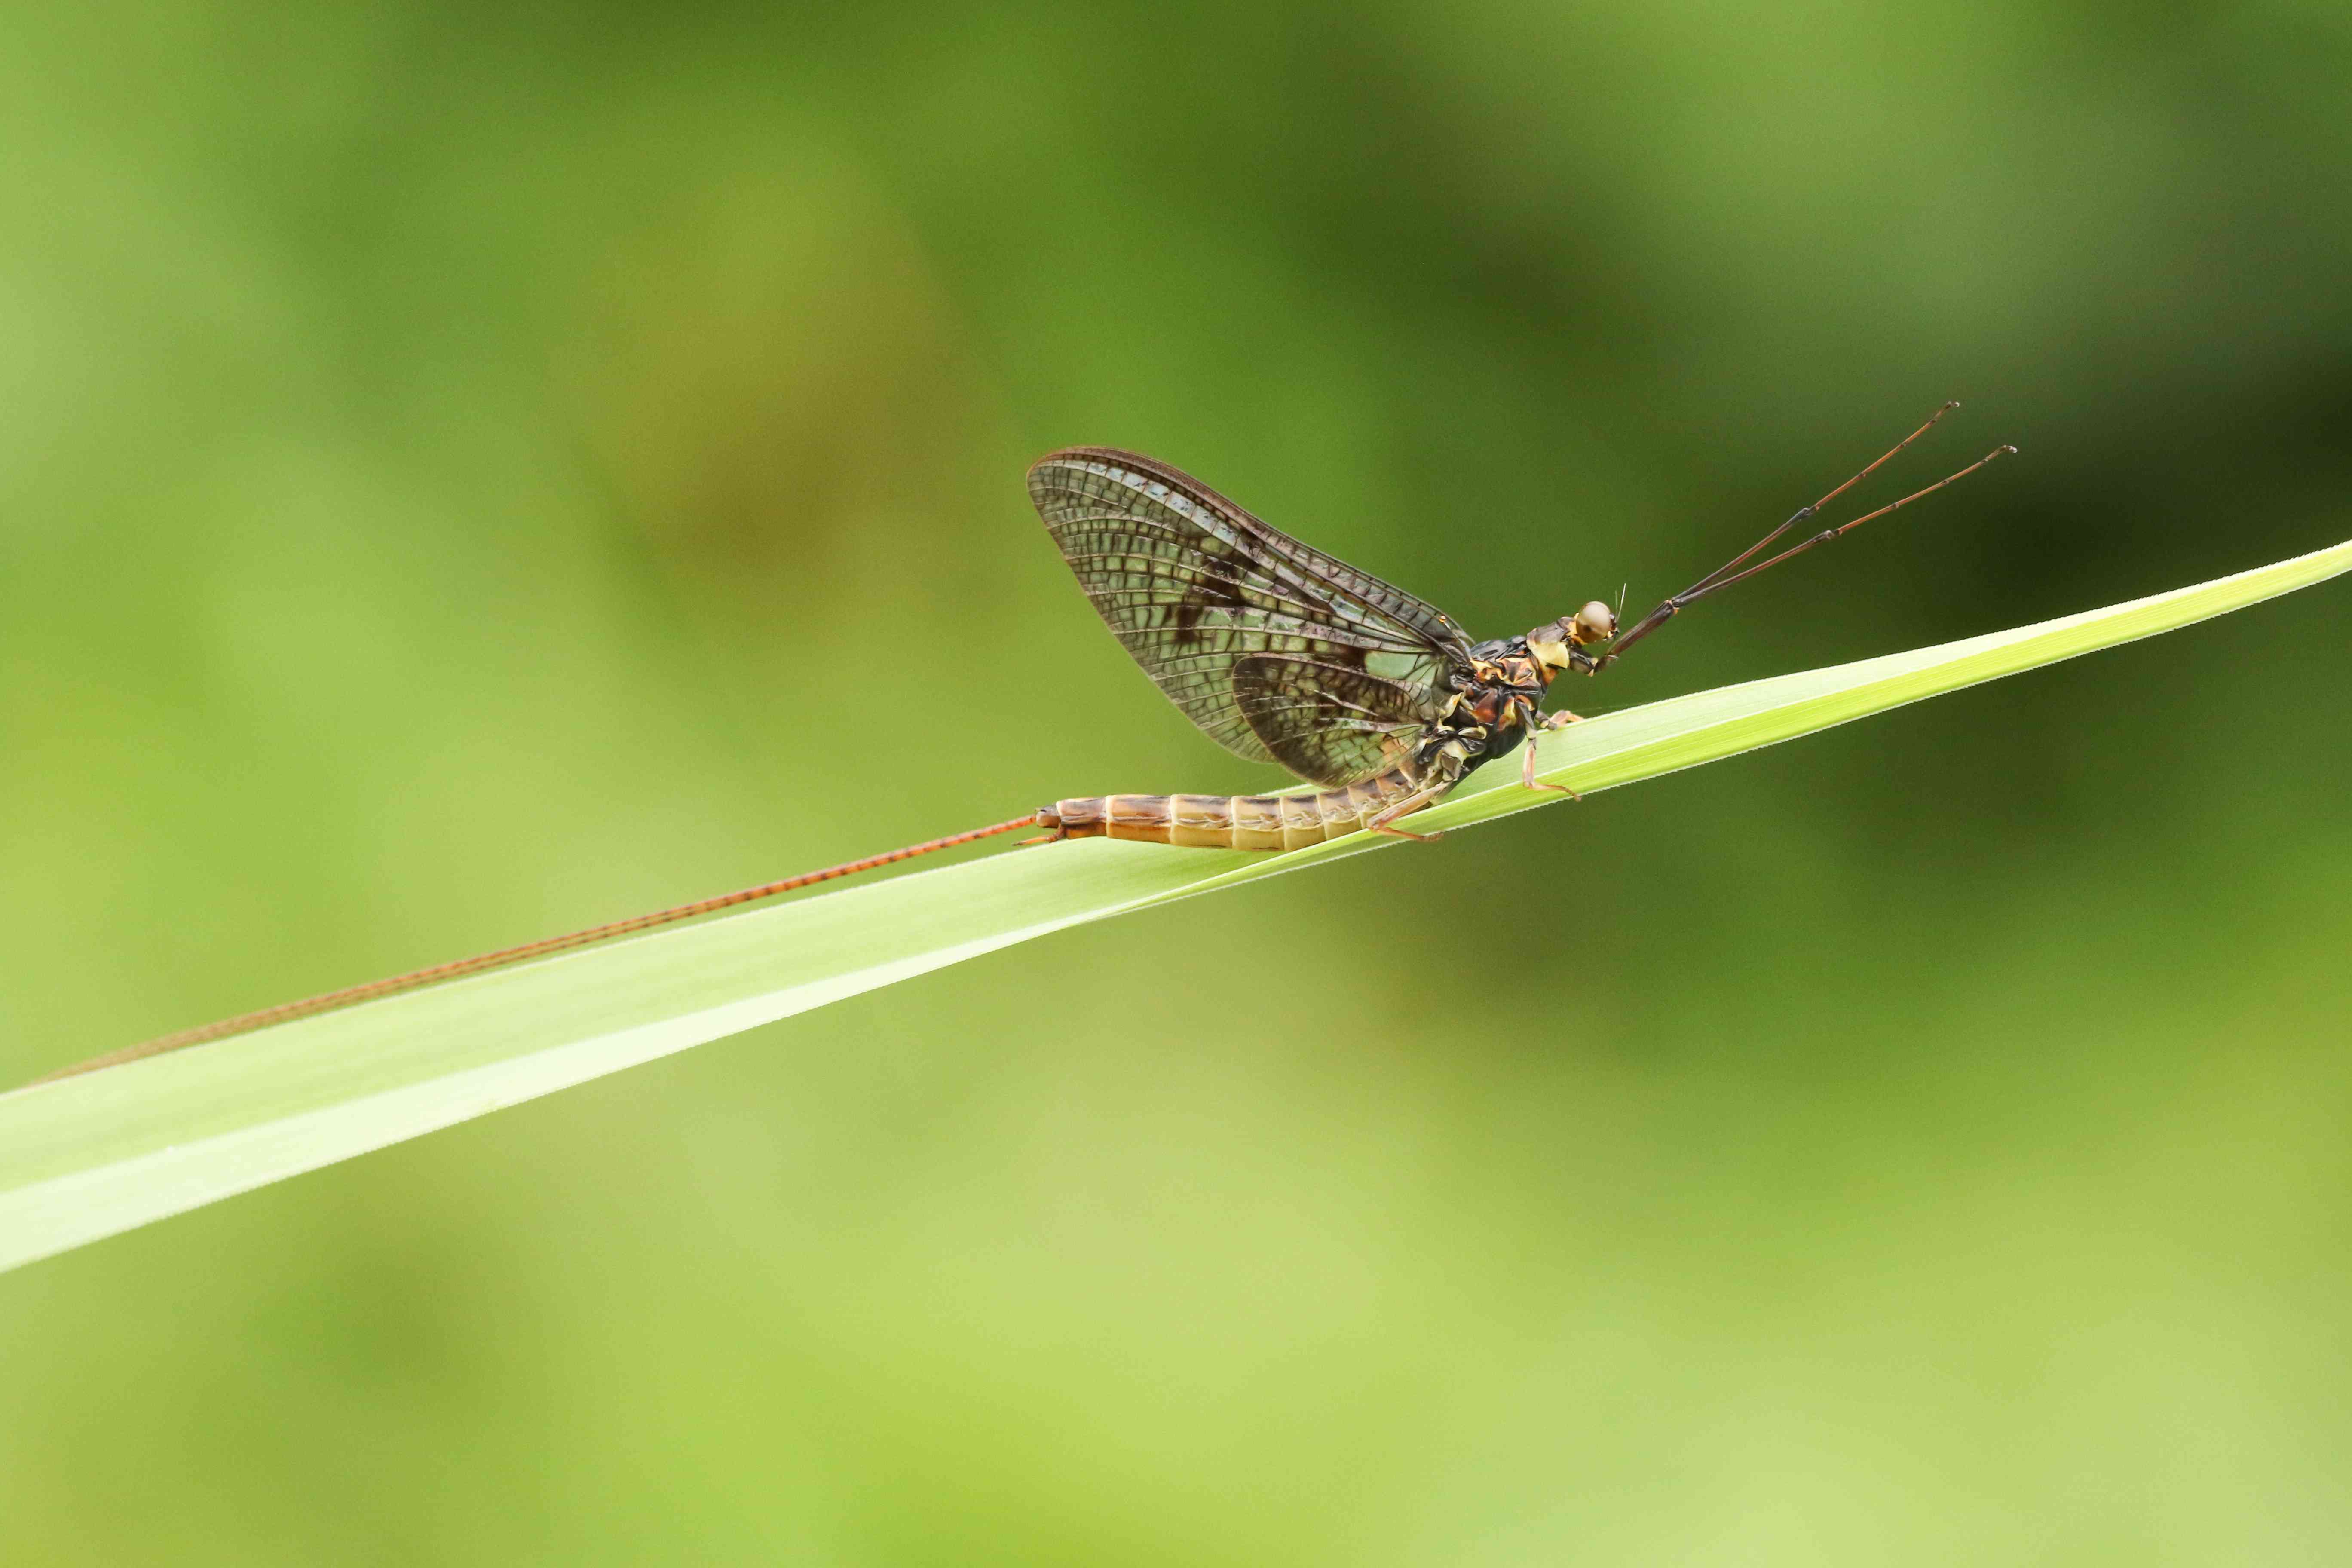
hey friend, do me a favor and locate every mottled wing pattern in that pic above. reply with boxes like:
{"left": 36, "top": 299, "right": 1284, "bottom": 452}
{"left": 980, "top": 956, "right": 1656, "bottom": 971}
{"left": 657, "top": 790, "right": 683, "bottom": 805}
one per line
{"left": 1230, "top": 656, "right": 1432, "bottom": 785}
{"left": 1028, "top": 448, "right": 1470, "bottom": 785}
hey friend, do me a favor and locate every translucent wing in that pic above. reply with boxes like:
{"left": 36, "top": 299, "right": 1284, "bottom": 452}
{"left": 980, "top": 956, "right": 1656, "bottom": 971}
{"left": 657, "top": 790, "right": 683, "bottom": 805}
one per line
{"left": 1029, "top": 448, "right": 1470, "bottom": 784}
{"left": 1230, "top": 655, "right": 1433, "bottom": 785}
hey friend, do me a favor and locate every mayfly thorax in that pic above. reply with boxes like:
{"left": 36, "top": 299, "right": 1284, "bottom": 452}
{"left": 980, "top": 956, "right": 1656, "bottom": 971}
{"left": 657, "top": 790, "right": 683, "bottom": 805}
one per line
{"left": 49, "top": 405, "right": 2011, "bottom": 1075}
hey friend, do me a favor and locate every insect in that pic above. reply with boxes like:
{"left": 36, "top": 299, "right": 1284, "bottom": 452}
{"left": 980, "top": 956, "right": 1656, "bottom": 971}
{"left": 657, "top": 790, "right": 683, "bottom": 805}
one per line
{"left": 1025, "top": 405, "right": 2011, "bottom": 849}
{"left": 46, "top": 405, "right": 2009, "bottom": 1077}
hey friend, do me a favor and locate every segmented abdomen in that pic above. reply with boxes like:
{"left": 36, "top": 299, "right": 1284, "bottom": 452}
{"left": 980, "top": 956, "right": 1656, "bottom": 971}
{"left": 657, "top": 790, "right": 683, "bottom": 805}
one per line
{"left": 1036, "top": 766, "right": 1427, "bottom": 851}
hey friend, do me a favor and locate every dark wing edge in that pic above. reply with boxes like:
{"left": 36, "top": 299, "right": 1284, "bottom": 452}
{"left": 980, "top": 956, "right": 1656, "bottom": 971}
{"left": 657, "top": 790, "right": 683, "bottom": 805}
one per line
{"left": 1042, "top": 447, "right": 1471, "bottom": 655}
{"left": 1028, "top": 447, "right": 1468, "bottom": 781}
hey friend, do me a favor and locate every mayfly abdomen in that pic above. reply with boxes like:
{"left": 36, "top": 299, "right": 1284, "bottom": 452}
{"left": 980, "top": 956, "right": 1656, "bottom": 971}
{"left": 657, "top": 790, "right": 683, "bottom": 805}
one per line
{"left": 1038, "top": 767, "right": 1424, "bottom": 852}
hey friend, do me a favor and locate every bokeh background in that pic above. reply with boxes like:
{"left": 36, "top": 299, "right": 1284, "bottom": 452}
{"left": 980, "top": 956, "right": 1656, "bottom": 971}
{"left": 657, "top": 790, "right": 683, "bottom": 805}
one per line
{"left": 5, "top": 2, "right": 2350, "bottom": 1562}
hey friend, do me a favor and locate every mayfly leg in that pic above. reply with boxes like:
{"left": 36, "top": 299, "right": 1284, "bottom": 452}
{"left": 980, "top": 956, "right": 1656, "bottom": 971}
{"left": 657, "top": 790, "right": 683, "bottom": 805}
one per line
{"left": 1365, "top": 784, "right": 1450, "bottom": 842}
{"left": 1683, "top": 443, "right": 2017, "bottom": 601}
{"left": 1680, "top": 401, "right": 1962, "bottom": 600}
{"left": 1599, "top": 402, "right": 2014, "bottom": 666}
{"left": 1521, "top": 706, "right": 1583, "bottom": 798}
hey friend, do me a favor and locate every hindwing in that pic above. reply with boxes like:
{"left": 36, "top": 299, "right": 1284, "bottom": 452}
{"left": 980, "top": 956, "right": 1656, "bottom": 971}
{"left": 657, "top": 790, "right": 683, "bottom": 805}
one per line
{"left": 1229, "top": 655, "right": 1434, "bottom": 786}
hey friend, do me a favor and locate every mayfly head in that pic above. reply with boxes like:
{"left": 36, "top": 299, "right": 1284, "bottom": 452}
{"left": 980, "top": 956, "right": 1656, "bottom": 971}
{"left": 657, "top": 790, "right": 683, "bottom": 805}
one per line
{"left": 1525, "top": 600, "right": 1619, "bottom": 678}
{"left": 1568, "top": 600, "right": 1618, "bottom": 644}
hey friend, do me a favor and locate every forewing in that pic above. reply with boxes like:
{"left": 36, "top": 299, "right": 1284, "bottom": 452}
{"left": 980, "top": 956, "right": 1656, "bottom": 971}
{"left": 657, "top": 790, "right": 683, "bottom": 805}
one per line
{"left": 1028, "top": 448, "right": 1466, "bottom": 777}
{"left": 1230, "top": 655, "right": 1433, "bottom": 786}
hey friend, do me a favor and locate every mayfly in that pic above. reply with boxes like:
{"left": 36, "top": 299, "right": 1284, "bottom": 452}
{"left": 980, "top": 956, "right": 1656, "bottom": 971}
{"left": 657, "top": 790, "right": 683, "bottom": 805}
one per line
{"left": 46, "top": 404, "right": 2010, "bottom": 1078}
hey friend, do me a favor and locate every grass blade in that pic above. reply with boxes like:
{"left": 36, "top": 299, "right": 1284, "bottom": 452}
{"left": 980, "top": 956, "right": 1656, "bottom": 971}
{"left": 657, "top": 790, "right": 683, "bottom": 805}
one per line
{"left": 4, "top": 534, "right": 2348, "bottom": 1273}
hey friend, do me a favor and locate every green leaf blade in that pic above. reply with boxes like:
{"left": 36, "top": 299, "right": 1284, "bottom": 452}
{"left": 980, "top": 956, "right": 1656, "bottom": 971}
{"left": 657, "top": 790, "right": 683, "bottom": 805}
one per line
{"left": 4, "top": 533, "right": 2347, "bottom": 1273}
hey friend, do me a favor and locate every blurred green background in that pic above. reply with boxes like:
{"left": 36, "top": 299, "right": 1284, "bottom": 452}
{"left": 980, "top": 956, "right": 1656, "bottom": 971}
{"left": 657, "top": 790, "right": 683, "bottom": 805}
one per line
{"left": 5, "top": 1, "right": 2350, "bottom": 1562}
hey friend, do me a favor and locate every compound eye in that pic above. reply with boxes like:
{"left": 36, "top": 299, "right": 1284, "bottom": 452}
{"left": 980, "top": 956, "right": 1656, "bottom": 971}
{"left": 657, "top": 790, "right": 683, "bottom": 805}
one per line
{"left": 1572, "top": 600, "right": 1617, "bottom": 642}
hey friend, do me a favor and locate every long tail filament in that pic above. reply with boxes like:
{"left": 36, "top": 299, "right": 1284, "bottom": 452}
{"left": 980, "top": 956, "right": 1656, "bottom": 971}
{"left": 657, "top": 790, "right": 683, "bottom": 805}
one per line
{"left": 32, "top": 813, "right": 1041, "bottom": 1083}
